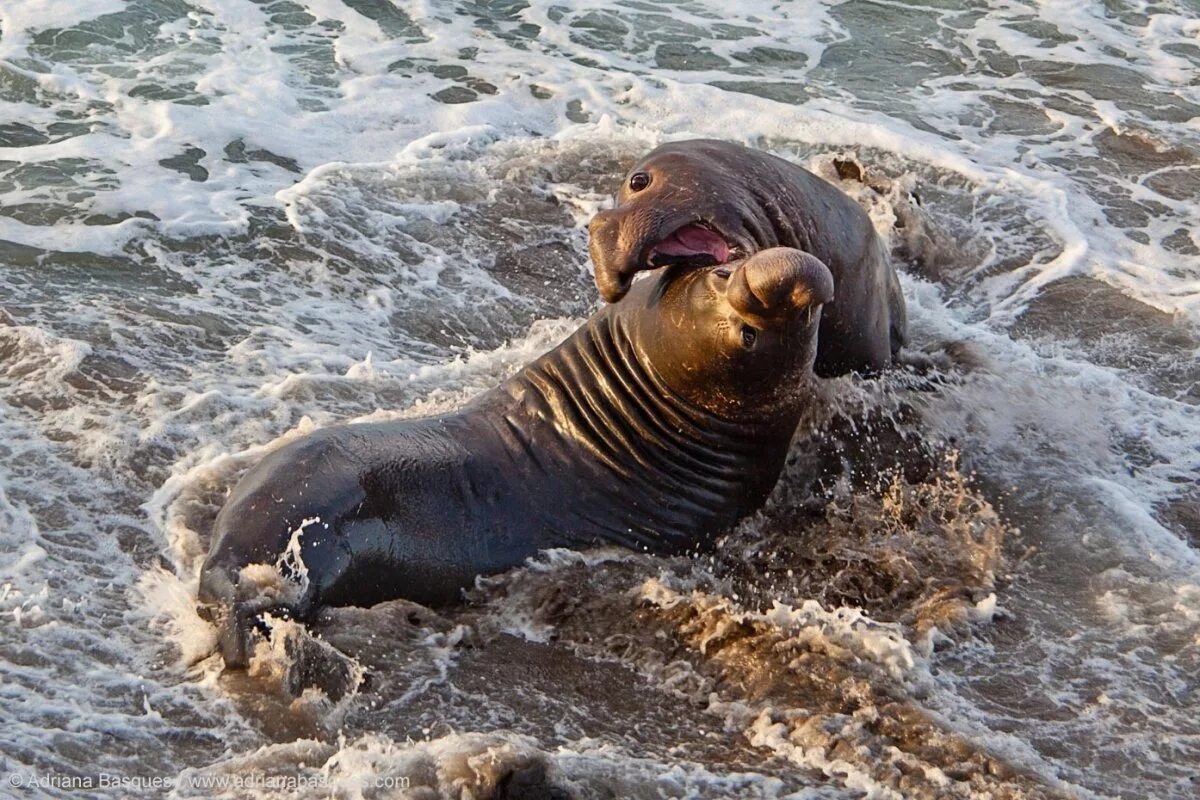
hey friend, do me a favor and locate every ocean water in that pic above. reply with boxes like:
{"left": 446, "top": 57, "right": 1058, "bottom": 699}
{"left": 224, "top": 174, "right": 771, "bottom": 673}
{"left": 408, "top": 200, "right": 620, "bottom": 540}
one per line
{"left": 1, "top": 0, "right": 1198, "bottom": 797}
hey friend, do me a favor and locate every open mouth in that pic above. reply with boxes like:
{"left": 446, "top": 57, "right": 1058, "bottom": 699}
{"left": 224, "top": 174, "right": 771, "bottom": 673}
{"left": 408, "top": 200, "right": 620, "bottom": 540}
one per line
{"left": 645, "top": 222, "right": 736, "bottom": 269}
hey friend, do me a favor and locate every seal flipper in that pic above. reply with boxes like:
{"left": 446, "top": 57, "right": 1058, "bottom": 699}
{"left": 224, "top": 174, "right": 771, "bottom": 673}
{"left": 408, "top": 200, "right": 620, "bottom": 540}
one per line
{"left": 197, "top": 427, "right": 367, "bottom": 668}
{"left": 216, "top": 598, "right": 280, "bottom": 668}
{"left": 208, "top": 595, "right": 363, "bottom": 699}
{"left": 199, "top": 560, "right": 320, "bottom": 668}
{"left": 198, "top": 563, "right": 252, "bottom": 667}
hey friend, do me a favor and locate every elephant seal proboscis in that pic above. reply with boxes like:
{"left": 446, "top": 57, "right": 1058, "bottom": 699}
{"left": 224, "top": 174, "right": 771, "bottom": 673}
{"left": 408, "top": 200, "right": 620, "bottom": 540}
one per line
{"left": 588, "top": 139, "right": 907, "bottom": 377}
{"left": 199, "top": 247, "right": 834, "bottom": 667}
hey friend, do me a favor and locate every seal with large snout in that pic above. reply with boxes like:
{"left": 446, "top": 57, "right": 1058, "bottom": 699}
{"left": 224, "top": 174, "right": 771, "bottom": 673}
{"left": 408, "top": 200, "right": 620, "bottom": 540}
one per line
{"left": 199, "top": 248, "right": 834, "bottom": 666}
{"left": 588, "top": 139, "right": 907, "bottom": 377}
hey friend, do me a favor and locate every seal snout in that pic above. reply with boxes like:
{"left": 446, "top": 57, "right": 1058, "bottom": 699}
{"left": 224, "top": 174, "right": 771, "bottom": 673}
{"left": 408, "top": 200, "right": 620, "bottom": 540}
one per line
{"left": 727, "top": 247, "right": 835, "bottom": 326}
{"left": 589, "top": 206, "right": 737, "bottom": 303}
{"left": 588, "top": 207, "right": 642, "bottom": 303}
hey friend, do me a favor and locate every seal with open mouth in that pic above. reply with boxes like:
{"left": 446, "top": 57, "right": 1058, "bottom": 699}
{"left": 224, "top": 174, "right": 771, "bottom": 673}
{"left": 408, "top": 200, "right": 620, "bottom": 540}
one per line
{"left": 588, "top": 139, "right": 907, "bottom": 377}
{"left": 199, "top": 248, "right": 835, "bottom": 667}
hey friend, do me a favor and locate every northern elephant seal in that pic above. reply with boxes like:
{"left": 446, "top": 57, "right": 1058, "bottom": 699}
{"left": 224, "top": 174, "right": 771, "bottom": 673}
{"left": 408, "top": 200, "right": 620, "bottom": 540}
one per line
{"left": 199, "top": 247, "right": 834, "bottom": 666}
{"left": 588, "top": 139, "right": 907, "bottom": 377}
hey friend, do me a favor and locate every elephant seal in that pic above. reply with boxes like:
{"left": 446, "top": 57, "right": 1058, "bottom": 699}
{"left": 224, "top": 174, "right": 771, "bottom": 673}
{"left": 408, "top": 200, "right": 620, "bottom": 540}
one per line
{"left": 199, "top": 247, "right": 834, "bottom": 666}
{"left": 588, "top": 139, "right": 907, "bottom": 377}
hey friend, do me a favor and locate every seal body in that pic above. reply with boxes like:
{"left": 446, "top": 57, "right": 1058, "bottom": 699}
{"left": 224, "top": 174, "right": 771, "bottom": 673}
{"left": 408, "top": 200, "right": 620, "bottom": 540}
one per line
{"left": 199, "top": 248, "right": 835, "bottom": 666}
{"left": 588, "top": 139, "right": 907, "bottom": 377}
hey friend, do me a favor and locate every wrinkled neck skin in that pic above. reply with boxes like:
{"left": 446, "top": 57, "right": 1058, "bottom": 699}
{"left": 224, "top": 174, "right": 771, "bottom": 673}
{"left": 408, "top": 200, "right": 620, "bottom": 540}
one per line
{"left": 611, "top": 298, "right": 811, "bottom": 443}
{"left": 479, "top": 277, "right": 815, "bottom": 553}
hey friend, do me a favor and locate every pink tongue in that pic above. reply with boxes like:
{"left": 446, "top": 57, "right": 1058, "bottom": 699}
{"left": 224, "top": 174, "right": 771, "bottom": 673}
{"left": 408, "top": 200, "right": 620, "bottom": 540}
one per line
{"left": 654, "top": 224, "right": 731, "bottom": 261}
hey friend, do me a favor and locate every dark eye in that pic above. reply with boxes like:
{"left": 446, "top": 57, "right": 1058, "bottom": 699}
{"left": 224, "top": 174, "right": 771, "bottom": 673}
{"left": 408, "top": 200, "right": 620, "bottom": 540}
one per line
{"left": 741, "top": 325, "right": 758, "bottom": 348}
{"left": 714, "top": 267, "right": 731, "bottom": 279}
{"left": 628, "top": 172, "right": 651, "bottom": 192}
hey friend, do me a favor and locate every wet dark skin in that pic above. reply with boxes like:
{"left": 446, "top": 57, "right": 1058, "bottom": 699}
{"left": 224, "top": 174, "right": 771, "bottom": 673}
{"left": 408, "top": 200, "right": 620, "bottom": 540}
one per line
{"left": 588, "top": 139, "right": 907, "bottom": 377}
{"left": 199, "top": 248, "right": 834, "bottom": 667}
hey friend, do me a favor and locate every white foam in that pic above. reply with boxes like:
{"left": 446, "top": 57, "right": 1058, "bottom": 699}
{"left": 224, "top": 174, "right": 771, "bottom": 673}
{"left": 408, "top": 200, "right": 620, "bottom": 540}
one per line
{"left": 0, "top": 325, "right": 91, "bottom": 384}
{"left": 2, "top": 0, "right": 1194, "bottom": 318}
{"left": 640, "top": 579, "right": 923, "bottom": 686}
{"left": 0, "top": 0, "right": 126, "bottom": 59}
{"left": 745, "top": 710, "right": 904, "bottom": 800}
{"left": 2, "top": 1, "right": 1199, "bottom": 795}
{"left": 133, "top": 568, "right": 220, "bottom": 667}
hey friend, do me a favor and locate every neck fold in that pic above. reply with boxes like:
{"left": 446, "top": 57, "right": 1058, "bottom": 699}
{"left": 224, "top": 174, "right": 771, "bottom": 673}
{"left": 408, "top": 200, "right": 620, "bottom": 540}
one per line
{"left": 501, "top": 311, "right": 800, "bottom": 550}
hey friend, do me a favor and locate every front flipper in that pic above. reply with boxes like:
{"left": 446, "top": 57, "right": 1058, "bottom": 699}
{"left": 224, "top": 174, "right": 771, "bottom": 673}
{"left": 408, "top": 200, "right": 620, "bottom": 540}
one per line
{"left": 199, "top": 553, "right": 321, "bottom": 668}
{"left": 213, "top": 597, "right": 291, "bottom": 669}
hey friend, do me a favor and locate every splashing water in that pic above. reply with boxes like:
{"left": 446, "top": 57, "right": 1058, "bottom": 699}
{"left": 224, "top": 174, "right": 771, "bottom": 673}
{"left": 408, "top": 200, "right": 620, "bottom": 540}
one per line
{"left": 1, "top": 1, "right": 1198, "bottom": 798}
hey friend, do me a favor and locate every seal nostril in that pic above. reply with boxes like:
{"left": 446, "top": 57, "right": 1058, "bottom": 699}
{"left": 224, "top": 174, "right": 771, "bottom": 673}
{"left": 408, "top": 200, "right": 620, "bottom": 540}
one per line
{"left": 629, "top": 172, "right": 651, "bottom": 192}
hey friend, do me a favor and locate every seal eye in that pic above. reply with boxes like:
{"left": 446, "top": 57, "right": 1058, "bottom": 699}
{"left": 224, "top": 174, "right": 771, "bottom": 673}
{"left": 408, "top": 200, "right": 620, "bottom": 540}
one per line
{"left": 741, "top": 325, "right": 758, "bottom": 349}
{"left": 628, "top": 172, "right": 651, "bottom": 192}
{"left": 714, "top": 267, "right": 731, "bottom": 279}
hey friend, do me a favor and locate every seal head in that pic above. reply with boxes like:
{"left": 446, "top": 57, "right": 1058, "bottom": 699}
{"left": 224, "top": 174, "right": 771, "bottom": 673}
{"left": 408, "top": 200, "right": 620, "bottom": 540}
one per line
{"left": 589, "top": 145, "right": 760, "bottom": 304}
{"left": 588, "top": 139, "right": 907, "bottom": 377}
{"left": 630, "top": 247, "right": 834, "bottom": 418}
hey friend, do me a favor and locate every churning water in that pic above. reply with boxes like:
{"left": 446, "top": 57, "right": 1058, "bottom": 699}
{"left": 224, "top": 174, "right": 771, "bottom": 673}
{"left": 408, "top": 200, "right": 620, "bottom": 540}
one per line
{"left": 0, "top": 1, "right": 1197, "bottom": 797}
